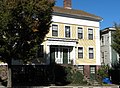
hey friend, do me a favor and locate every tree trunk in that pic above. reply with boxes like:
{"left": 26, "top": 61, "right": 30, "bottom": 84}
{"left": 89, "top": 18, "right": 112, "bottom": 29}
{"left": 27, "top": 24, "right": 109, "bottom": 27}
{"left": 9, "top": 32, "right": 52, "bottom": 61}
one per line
{"left": 7, "top": 64, "right": 12, "bottom": 88}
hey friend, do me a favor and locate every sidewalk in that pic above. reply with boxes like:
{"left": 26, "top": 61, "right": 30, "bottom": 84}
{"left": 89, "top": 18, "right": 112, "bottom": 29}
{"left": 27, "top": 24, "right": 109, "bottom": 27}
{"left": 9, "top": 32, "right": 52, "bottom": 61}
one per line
{"left": 12, "top": 85, "right": 119, "bottom": 88}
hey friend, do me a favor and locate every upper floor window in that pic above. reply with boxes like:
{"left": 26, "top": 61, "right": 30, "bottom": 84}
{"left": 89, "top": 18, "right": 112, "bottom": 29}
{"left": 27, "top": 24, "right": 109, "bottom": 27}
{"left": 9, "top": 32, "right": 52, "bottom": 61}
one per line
{"left": 52, "top": 24, "right": 58, "bottom": 36}
{"left": 65, "top": 26, "right": 70, "bottom": 38}
{"left": 88, "top": 28, "right": 93, "bottom": 40}
{"left": 89, "top": 48, "right": 94, "bottom": 59}
{"left": 101, "top": 36, "right": 104, "bottom": 45}
{"left": 78, "top": 47, "right": 83, "bottom": 58}
{"left": 78, "top": 27, "right": 83, "bottom": 39}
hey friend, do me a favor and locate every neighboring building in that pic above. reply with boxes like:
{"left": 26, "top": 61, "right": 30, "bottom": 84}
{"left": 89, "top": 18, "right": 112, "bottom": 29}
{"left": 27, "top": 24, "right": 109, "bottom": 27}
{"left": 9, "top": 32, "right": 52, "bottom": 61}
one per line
{"left": 12, "top": 0, "right": 102, "bottom": 79}
{"left": 100, "top": 27, "right": 119, "bottom": 67}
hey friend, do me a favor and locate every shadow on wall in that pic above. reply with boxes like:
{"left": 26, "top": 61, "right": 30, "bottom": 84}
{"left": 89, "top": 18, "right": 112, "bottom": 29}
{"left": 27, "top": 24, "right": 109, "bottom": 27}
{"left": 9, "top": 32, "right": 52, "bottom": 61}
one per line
{"left": 12, "top": 63, "right": 70, "bottom": 86}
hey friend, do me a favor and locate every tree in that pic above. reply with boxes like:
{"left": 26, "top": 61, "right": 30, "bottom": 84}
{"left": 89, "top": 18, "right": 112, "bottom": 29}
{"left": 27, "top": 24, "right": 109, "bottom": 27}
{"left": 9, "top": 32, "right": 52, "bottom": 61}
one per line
{"left": 111, "top": 23, "right": 120, "bottom": 63}
{"left": 0, "top": 0, "right": 54, "bottom": 87}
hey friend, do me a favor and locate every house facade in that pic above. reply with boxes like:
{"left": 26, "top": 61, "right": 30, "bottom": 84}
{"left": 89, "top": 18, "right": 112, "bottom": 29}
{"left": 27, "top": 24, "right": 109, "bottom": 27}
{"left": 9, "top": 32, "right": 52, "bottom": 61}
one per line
{"left": 39, "top": 0, "right": 102, "bottom": 79}
{"left": 10, "top": 0, "right": 102, "bottom": 79}
{"left": 100, "top": 27, "right": 119, "bottom": 67}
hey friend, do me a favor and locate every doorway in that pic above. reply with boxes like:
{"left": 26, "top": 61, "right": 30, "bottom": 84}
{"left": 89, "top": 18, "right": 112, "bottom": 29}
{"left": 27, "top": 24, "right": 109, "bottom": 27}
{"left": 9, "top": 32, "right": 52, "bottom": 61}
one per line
{"left": 50, "top": 46, "right": 71, "bottom": 64}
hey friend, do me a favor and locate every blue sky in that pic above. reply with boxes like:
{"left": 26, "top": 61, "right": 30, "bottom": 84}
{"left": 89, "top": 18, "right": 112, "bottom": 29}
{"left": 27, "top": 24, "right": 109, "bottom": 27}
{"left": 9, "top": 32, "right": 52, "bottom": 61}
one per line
{"left": 55, "top": 0, "right": 120, "bottom": 29}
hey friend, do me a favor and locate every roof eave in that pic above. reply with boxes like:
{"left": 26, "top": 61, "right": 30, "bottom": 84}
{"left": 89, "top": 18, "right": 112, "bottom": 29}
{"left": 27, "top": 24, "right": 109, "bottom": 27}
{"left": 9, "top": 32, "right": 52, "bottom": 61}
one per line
{"left": 53, "top": 12, "right": 102, "bottom": 22}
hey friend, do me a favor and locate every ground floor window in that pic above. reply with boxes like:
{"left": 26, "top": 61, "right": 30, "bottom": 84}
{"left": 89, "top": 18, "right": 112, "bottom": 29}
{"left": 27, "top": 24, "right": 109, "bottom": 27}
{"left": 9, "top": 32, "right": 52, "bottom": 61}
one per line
{"left": 77, "top": 65, "right": 84, "bottom": 74}
{"left": 90, "top": 66, "right": 96, "bottom": 80}
{"left": 90, "top": 66, "right": 96, "bottom": 74}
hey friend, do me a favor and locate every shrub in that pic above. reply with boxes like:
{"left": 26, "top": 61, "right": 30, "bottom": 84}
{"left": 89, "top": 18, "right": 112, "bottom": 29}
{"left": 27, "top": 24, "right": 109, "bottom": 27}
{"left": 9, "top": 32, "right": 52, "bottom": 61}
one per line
{"left": 97, "top": 65, "right": 109, "bottom": 84}
{"left": 64, "top": 65, "right": 87, "bottom": 85}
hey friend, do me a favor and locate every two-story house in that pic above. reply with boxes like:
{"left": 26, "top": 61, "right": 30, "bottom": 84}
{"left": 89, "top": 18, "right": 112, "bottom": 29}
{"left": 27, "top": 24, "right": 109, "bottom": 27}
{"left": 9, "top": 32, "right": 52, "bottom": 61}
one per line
{"left": 11, "top": 0, "right": 102, "bottom": 79}
{"left": 38, "top": 0, "right": 102, "bottom": 79}
{"left": 100, "top": 27, "right": 119, "bottom": 67}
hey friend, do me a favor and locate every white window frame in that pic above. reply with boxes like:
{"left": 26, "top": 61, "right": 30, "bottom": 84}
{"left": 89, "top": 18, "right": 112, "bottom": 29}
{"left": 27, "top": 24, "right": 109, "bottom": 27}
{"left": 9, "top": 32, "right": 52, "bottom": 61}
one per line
{"left": 88, "top": 47, "right": 94, "bottom": 59}
{"left": 77, "top": 65, "right": 84, "bottom": 74}
{"left": 87, "top": 27, "right": 94, "bottom": 40}
{"left": 90, "top": 66, "right": 96, "bottom": 74}
{"left": 77, "top": 26, "right": 84, "bottom": 39}
{"left": 78, "top": 46, "right": 84, "bottom": 59}
{"left": 87, "top": 46, "right": 95, "bottom": 60}
{"left": 52, "top": 23, "right": 59, "bottom": 37}
{"left": 64, "top": 25, "right": 72, "bottom": 38}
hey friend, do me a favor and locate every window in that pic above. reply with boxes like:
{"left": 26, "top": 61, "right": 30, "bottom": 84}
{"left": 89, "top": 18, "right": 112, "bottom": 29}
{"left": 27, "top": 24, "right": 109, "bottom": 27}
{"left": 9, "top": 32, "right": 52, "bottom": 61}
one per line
{"left": 89, "top": 48, "right": 94, "bottom": 59}
{"left": 101, "top": 36, "right": 104, "bottom": 45}
{"left": 78, "top": 47, "right": 83, "bottom": 58}
{"left": 78, "top": 65, "right": 84, "bottom": 74}
{"left": 65, "top": 26, "right": 70, "bottom": 38}
{"left": 90, "top": 66, "right": 96, "bottom": 74}
{"left": 52, "top": 24, "right": 58, "bottom": 36}
{"left": 88, "top": 28, "right": 93, "bottom": 40}
{"left": 78, "top": 27, "right": 83, "bottom": 39}
{"left": 101, "top": 52, "right": 105, "bottom": 64}
{"left": 37, "top": 45, "right": 44, "bottom": 58}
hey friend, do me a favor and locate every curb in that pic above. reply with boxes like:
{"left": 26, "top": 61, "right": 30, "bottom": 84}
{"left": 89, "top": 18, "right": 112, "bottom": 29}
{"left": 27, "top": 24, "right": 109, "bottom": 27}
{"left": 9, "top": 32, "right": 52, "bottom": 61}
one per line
{"left": 12, "top": 86, "right": 120, "bottom": 88}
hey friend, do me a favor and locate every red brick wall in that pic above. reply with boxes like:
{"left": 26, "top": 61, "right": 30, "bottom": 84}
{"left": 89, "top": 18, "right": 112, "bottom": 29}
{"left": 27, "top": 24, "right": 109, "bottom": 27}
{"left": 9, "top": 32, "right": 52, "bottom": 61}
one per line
{"left": 84, "top": 65, "right": 101, "bottom": 79}
{"left": 84, "top": 65, "right": 90, "bottom": 78}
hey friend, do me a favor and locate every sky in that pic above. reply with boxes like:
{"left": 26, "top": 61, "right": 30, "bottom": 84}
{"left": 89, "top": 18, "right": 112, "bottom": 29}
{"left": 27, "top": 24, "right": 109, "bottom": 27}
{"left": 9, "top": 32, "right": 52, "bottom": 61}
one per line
{"left": 55, "top": 0, "right": 120, "bottom": 29}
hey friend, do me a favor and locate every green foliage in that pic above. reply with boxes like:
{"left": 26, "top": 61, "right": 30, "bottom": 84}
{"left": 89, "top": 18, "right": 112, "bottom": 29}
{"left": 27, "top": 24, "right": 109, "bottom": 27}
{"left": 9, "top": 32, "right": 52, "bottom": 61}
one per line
{"left": 64, "top": 65, "right": 87, "bottom": 85}
{"left": 97, "top": 65, "right": 109, "bottom": 79}
{"left": 111, "top": 23, "right": 120, "bottom": 70}
{"left": 0, "top": 0, "right": 54, "bottom": 64}
{"left": 111, "top": 61, "right": 120, "bottom": 70}
{"left": 111, "top": 23, "right": 120, "bottom": 55}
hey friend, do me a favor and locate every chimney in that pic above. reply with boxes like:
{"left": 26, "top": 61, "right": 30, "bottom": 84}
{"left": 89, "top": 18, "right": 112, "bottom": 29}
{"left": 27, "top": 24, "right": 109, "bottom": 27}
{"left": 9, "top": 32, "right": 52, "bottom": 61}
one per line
{"left": 64, "top": 0, "right": 72, "bottom": 9}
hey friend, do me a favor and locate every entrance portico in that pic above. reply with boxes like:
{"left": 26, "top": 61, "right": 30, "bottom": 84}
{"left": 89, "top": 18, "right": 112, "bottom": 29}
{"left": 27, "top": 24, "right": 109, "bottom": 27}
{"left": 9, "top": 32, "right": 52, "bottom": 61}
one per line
{"left": 46, "top": 38, "right": 77, "bottom": 65}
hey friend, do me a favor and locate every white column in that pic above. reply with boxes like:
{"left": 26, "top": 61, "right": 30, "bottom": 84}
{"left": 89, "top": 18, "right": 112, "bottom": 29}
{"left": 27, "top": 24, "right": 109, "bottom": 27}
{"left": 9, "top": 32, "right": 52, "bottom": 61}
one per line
{"left": 72, "top": 46, "right": 76, "bottom": 65}
{"left": 96, "top": 29, "right": 101, "bottom": 65}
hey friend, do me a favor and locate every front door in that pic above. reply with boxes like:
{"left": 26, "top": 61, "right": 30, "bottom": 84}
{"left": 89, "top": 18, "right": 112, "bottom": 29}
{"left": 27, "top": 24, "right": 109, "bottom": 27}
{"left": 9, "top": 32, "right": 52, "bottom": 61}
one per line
{"left": 50, "top": 46, "right": 71, "bottom": 64}
{"left": 50, "top": 47, "right": 55, "bottom": 64}
{"left": 63, "top": 48, "right": 68, "bottom": 64}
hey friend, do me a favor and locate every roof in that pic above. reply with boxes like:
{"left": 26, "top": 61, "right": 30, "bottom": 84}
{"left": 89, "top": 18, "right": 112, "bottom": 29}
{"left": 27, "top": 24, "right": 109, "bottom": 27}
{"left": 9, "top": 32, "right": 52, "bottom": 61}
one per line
{"left": 53, "top": 6, "right": 102, "bottom": 21}
{"left": 101, "top": 27, "right": 116, "bottom": 34}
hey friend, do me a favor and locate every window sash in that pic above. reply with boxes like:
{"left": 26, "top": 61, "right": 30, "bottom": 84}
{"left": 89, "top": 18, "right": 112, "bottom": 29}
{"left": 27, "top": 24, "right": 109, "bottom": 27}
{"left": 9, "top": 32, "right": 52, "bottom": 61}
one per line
{"left": 78, "top": 33, "right": 83, "bottom": 39}
{"left": 52, "top": 25, "right": 58, "bottom": 36}
{"left": 89, "top": 53, "right": 94, "bottom": 59}
{"left": 78, "top": 65, "right": 84, "bottom": 74}
{"left": 88, "top": 29, "right": 93, "bottom": 34}
{"left": 89, "top": 34, "right": 93, "bottom": 40}
{"left": 78, "top": 27, "right": 83, "bottom": 33}
{"left": 88, "top": 29, "right": 93, "bottom": 40}
{"left": 78, "top": 27, "right": 83, "bottom": 39}
{"left": 78, "top": 47, "right": 83, "bottom": 58}
{"left": 89, "top": 48, "right": 94, "bottom": 59}
{"left": 90, "top": 66, "right": 96, "bottom": 74}
{"left": 65, "top": 26, "right": 70, "bottom": 37}
{"left": 78, "top": 53, "right": 83, "bottom": 58}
